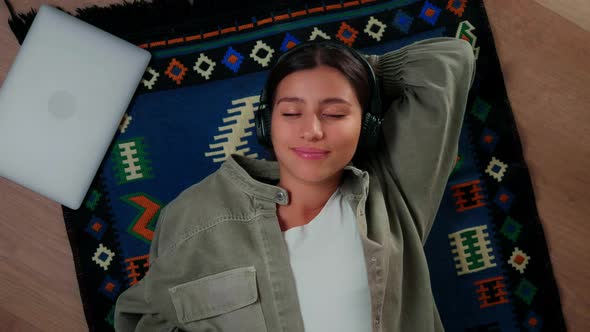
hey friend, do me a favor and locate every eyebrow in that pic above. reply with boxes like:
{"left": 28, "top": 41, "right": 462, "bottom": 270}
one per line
{"left": 275, "top": 96, "right": 352, "bottom": 107}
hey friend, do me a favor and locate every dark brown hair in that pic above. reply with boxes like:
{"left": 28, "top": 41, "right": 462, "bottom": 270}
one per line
{"left": 265, "top": 44, "right": 371, "bottom": 114}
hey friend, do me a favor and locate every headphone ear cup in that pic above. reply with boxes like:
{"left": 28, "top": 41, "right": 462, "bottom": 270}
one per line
{"left": 256, "top": 89, "right": 274, "bottom": 148}
{"left": 357, "top": 112, "right": 369, "bottom": 152}
{"left": 359, "top": 111, "right": 383, "bottom": 152}
{"left": 260, "top": 106, "right": 273, "bottom": 148}
{"left": 365, "top": 80, "right": 383, "bottom": 151}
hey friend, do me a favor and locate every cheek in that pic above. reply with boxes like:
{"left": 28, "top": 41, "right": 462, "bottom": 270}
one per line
{"left": 270, "top": 114, "right": 289, "bottom": 145}
{"left": 337, "top": 119, "right": 363, "bottom": 143}
{"left": 317, "top": 126, "right": 360, "bottom": 155}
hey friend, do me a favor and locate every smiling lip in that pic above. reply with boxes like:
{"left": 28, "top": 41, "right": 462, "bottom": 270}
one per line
{"left": 292, "top": 147, "right": 329, "bottom": 160}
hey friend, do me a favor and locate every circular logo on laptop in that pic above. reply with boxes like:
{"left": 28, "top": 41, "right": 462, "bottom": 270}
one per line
{"left": 48, "top": 90, "right": 76, "bottom": 119}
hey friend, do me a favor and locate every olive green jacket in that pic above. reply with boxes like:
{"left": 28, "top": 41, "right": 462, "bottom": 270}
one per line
{"left": 114, "top": 37, "right": 476, "bottom": 332}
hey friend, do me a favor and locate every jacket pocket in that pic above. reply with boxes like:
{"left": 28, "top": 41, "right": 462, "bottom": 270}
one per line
{"left": 168, "top": 266, "right": 267, "bottom": 332}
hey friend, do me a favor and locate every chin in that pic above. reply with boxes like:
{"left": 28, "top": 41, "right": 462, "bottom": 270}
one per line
{"left": 281, "top": 157, "right": 346, "bottom": 184}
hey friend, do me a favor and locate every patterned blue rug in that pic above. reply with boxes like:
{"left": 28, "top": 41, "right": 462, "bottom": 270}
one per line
{"left": 8, "top": 0, "right": 567, "bottom": 331}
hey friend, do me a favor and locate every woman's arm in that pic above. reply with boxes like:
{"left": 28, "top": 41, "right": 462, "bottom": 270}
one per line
{"left": 370, "top": 37, "right": 476, "bottom": 243}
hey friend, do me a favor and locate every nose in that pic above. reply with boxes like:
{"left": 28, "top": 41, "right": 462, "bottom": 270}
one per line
{"left": 300, "top": 113, "right": 324, "bottom": 141}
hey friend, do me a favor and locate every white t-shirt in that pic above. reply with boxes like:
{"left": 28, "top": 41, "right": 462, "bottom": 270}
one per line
{"left": 282, "top": 187, "right": 372, "bottom": 332}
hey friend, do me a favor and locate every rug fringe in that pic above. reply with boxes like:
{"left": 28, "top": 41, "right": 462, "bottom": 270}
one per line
{"left": 6, "top": 0, "right": 308, "bottom": 45}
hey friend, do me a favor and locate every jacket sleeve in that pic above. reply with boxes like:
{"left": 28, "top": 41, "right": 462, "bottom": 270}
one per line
{"left": 114, "top": 206, "right": 172, "bottom": 331}
{"left": 370, "top": 37, "right": 476, "bottom": 243}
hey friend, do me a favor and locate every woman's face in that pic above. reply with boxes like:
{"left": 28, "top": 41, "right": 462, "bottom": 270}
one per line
{"left": 271, "top": 65, "right": 363, "bottom": 185}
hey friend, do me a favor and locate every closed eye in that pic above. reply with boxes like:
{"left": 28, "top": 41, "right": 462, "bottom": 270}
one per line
{"left": 280, "top": 113, "right": 346, "bottom": 118}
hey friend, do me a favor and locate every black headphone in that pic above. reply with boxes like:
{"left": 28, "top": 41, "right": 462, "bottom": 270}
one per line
{"left": 255, "top": 40, "right": 383, "bottom": 157}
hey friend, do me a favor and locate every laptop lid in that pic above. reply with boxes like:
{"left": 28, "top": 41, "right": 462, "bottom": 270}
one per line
{"left": 0, "top": 5, "right": 151, "bottom": 209}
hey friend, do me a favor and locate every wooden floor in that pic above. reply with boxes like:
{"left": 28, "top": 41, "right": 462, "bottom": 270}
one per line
{"left": 1, "top": 0, "right": 589, "bottom": 331}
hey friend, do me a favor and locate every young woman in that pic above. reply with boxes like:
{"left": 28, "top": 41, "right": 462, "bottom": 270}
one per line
{"left": 115, "top": 37, "right": 475, "bottom": 332}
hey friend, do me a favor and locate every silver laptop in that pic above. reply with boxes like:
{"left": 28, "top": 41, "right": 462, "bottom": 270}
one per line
{"left": 0, "top": 5, "right": 151, "bottom": 209}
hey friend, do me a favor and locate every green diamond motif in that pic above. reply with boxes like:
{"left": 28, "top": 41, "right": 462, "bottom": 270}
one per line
{"left": 500, "top": 216, "right": 523, "bottom": 242}
{"left": 105, "top": 305, "right": 115, "bottom": 327}
{"left": 451, "top": 154, "right": 464, "bottom": 175}
{"left": 471, "top": 97, "right": 491, "bottom": 122}
{"left": 85, "top": 189, "right": 102, "bottom": 211}
{"left": 515, "top": 278, "right": 537, "bottom": 305}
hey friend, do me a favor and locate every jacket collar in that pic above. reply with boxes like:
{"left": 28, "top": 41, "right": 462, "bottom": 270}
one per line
{"left": 219, "top": 154, "right": 370, "bottom": 205}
